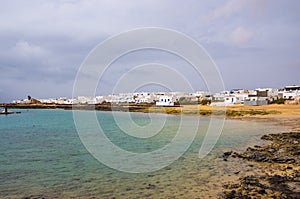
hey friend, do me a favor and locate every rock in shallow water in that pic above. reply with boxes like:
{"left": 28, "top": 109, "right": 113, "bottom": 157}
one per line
{"left": 233, "top": 132, "right": 300, "bottom": 164}
{"left": 22, "top": 195, "right": 47, "bottom": 199}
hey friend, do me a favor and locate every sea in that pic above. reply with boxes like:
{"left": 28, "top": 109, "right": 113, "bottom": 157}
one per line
{"left": 0, "top": 109, "right": 287, "bottom": 198}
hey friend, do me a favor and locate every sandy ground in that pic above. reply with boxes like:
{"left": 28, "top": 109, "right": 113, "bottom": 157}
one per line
{"left": 167, "top": 104, "right": 300, "bottom": 131}
{"left": 182, "top": 104, "right": 300, "bottom": 116}
{"left": 224, "top": 104, "right": 300, "bottom": 131}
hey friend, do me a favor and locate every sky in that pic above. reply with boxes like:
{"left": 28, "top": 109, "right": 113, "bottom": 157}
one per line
{"left": 0, "top": 0, "right": 300, "bottom": 102}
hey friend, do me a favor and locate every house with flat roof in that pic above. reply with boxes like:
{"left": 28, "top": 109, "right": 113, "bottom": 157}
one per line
{"left": 156, "top": 96, "right": 174, "bottom": 106}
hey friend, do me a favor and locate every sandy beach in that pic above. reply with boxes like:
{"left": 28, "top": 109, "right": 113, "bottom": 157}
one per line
{"left": 145, "top": 104, "right": 300, "bottom": 130}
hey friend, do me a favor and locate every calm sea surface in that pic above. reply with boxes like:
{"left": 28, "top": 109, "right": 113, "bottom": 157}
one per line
{"left": 0, "top": 109, "right": 286, "bottom": 198}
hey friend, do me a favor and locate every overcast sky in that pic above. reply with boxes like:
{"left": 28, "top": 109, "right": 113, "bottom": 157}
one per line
{"left": 0, "top": 0, "right": 299, "bottom": 102}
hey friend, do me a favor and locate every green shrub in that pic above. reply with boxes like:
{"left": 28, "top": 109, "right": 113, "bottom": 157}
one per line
{"left": 200, "top": 99, "right": 212, "bottom": 105}
{"left": 270, "top": 98, "right": 286, "bottom": 104}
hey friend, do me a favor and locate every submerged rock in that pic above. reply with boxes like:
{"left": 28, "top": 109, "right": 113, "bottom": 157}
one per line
{"left": 146, "top": 183, "right": 156, "bottom": 189}
{"left": 22, "top": 195, "right": 48, "bottom": 199}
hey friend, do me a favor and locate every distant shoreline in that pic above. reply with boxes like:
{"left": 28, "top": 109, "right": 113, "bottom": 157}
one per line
{"left": 0, "top": 103, "right": 183, "bottom": 113}
{"left": 1, "top": 103, "right": 300, "bottom": 116}
{"left": 1, "top": 103, "right": 300, "bottom": 129}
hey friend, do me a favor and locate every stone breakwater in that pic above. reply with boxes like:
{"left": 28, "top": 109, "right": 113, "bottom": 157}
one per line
{"left": 220, "top": 132, "right": 300, "bottom": 199}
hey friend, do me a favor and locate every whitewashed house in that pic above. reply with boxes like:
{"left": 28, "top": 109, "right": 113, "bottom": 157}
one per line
{"left": 244, "top": 90, "right": 269, "bottom": 105}
{"left": 134, "top": 94, "right": 155, "bottom": 104}
{"left": 224, "top": 95, "right": 237, "bottom": 104}
{"left": 211, "top": 91, "right": 237, "bottom": 106}
{"left": 283, "top": 91, "right": 299, "bottom": 100}
{"left": 234, "top": 93, "right": 249, "bottom": 104}
{"left": 230, "top": 89, "right": 249, "bottom": 104}
{"left": 282, "top": 86, "right": 300, "bottom": 100}
{"left": 156, "top": 96, "right": 174, "bottom": 106}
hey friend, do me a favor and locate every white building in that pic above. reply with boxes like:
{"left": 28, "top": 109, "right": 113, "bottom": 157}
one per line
{"left": 76, "top": 96, "right": 97, "bottom": 104}
{"left": 134, "top": 95, "right": 155, "bottom": 104}
{"left": 234, "top": 93, "right": 249, "bottom": 103}
{"left": 282, "top": 91, "right": 300, "bottom": 100}
{"left": 156, "top": 96, "right": 174, "bottom": 106}
{"left": 211, "top": 91, "right": 239, "bottom": 106}
{"left": 279, "top": 85, "right": 300, "bottom": 100}
{"left": 224, "top": 95, "right": 237, "bottom": 104}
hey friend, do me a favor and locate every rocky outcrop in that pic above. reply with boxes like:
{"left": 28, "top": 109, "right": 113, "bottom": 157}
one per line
{"left": 232, "top": 132, "right": 300, "bottom": 165}
{"left": 220, "top": 132, "right": 300, "bottom": 199}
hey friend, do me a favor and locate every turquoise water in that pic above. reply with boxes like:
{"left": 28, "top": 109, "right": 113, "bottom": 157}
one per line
{"left": 0, "top": 109, "right": 285, "bottom": 198}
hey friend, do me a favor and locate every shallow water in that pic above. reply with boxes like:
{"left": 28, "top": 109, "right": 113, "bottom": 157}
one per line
{"left": 0, "top": 109, "right": 287, "bottom": 198}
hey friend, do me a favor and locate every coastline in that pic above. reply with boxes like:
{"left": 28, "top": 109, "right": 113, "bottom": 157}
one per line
{"left": 2, "top": 103, "right": 300, "bottom": 130}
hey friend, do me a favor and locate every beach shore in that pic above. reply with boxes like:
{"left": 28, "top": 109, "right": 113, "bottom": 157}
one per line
{"left": 143, "top": 104, "right": 300, "bottom": 131}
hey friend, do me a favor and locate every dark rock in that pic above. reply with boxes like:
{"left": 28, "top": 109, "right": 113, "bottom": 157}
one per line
{"left": 226, "top": 190, "right": 236, "bottom": 198}
{"left": 268, "top": 175, "right": 290, "bottom": 184}
{"left": 224, "top": 183, "right": 239, "bottom": 189}
{"left": 271, "top": 157, "right": 295, "bottom": 163}
{"left": 219, "top": 151, "right": 232, "bottom": 159}
{"left": 22, "top": 195, "right": 47, "bottom": 199}
{"left": 261, "top": 134, "right": 272, "bottom": 140}
{"left": 146, "top": 183, "right": 156, "bottom": 189}
{"left": 126, "top": 187, "right": 133, "bottom": 191}
{"left": 257, "top": 189, "right": 266, "bottom": 194}
{"left": 224, "top": 151, "right": 232, "bottom": 157}
{"left": 246, "top": 147, "right": 256, "bottom": 152}
{"left": 143, "top": 193, "right": 152, "bottom": 197}
{"left": 241, "top": 176, "right": 259, "bottom": 186}
{"left": 222, "top": 190, "right": 252, "bottom": 199}
{"left": 233, "top": 132, "right": 300, "bottom": 164}
{"left": 246, "top": 152, "right": 269, "bottom": 162}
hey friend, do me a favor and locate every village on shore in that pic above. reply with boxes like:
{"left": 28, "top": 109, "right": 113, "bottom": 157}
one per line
{"left": 11, "top": 85, "right": 300, "bottom": 106}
